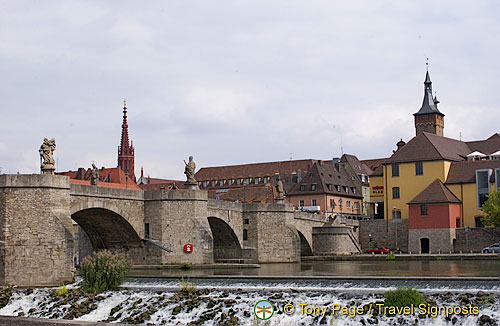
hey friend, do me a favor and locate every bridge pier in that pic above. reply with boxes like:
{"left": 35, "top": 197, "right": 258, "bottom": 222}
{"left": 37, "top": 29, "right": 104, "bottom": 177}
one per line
{"left": 0, "top": 175, "right": 74, "bottom": 286}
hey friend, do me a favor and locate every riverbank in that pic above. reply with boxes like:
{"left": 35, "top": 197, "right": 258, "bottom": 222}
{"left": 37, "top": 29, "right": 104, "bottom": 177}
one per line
{"left": 303, "top": 253, "right": 500, "bottom": 261}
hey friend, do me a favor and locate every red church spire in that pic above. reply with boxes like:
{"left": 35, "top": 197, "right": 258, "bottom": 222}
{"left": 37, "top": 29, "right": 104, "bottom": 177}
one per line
{"left": 118, "top": 99, "right": 136, "bottom": 181}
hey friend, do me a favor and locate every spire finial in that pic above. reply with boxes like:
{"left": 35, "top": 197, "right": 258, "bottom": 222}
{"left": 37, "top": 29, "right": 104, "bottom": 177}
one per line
{"left": 426, "top": 58, "right": 429, "bottom": 71}
{"left": 123, "top": 98, "right": 127, "bottom": 108}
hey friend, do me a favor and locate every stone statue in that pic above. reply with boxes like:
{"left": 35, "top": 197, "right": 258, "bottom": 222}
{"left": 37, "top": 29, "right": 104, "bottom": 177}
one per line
{"left": 90, "top": 163, "right": 99, "bottom": 186}
{"left": 275, "top": 174, "right": 284, "bottom": 201}
{"left": 184, "top": 156, "right": 197, "bottom": 184}
{"left": 39, "top": 138, "right": 56, "bottom": 174}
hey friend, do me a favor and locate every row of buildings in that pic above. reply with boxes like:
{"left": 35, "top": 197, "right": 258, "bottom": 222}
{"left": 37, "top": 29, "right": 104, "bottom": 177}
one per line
{"left": 59, "top": 69, "right": 500, "bottom": 253}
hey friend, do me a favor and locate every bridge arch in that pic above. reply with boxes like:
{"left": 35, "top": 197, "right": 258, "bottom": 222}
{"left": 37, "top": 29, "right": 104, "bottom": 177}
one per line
{"left": 71, "top": 208, "right": 142, "bottom": 252}
{"left": 207, "top": 217, "right": 242, "bottom": 261}
{"left": 297, "top": 230, "right": 313, "bottom": 256}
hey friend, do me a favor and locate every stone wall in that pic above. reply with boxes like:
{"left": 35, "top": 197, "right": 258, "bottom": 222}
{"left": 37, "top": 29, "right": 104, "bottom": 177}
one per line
{"left": 0, "top": 174, "right": 74, "bottom": 286}
{"left": 144, "top": 189, "right": 213, "bottom": 265}
{"left": 312, "top": 226, "right": 360, "bottom": 254}
{"left": 454, "top": 227, "right": 500, "bottom": 253}
{"left": 359, "top": 219, "right": 409, "bottom": 252}
{"left": 408, "top": 228, "right": 455, "bottom": 253}
{"left": 243, "top": 203, "right": 300, "bottom": 263}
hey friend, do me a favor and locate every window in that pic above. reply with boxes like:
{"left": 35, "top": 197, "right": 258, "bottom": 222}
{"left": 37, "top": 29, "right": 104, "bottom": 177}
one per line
{"left": 144, "top": 223, "right": 150, "bottom": 239}
{"left": 211, "top": 180, "right": 217, "bottom": 186}
{"left": 312, "top": 199, "right": 317, "bottom": 206}
{"left": 254, "top": 177, "right": 259, "bottom": 184}
{"left": 236, "top": 179, "right": 242, "bottom": 185}
{"left": 392, "top": 164, "right": 399, "bottom": 177}
{"left": 311, "top": 184, "right": 317, "bottom": 191}
{"left": 330, "top": 199, "right": 335, "bottom": 208}
{"left": 346, "top": 201, "right": 351, "bottom": 208}
{"left": 228, "top": 179, "right": 233, "bottom": 186}
{"left": 244, "top": 218, "right": 249, "bottom": 224}
{"left": 421, "top": 204, "right": 428, "bottom": 216}
{"left": 243, "top": 229, "right": 248, "bottom": 240}
{"left": 203, "top": 181, "right": 208, "bottom": 187}
{"left": 335, "top": 185, "right": 341, "bottom": 191}
{"left": 354, "top": 202, "right": 359, "bottom": 209}
{"left": 299, "top": 200, "right": 305, "bottom": 207}
{"left": 327, "top": 184, "right": 332, "bottom": 191}
{"left": 351, "top": 187, "right": 356, "bottom": 194}
{"left": 263, "top": 177, "right": 269, "bottom": 183}
{"left": 300, "top": 184, "right": 306, "bottom": 191}
{"left": 219, "top": 180, "right": 224, "bottom": 186}
{"left": 393, "top": 210, "right": 401, "bottom": 219}
{"left": 245, "top": 178, "right": 250, "bottom": 184}
{"left": 343, "top": 186, "right": 349, "bottom": 193}
{"left": 392, "top": 187, "right": 400, "bottom": 199}
{"left": 416, "top": 162, "right": 424, "bottom": 175}
{"left": 476, "top": 169, "right": 490, "bottom": 208}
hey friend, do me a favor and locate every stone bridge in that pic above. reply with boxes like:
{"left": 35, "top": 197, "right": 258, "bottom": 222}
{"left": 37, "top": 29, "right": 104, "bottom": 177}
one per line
{"left": 0, "top": 174, "right": 340, "bottom": 286}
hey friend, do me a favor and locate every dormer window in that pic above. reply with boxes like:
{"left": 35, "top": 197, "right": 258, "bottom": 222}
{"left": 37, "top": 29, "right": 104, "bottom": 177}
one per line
{"left": 311, "top": 184, "right": 317, "bottom": 191}
{"left": 327, "top": 184, "right": 332, "bottom": 191}
{"left": 335, "top": 185, "right": 341, "bottom": 191}
{"left": 351, "top": 187, "right": 356, "bottom": 193}
{"left": 300, "top": 184, "right": 306, "bottom": 191}
{"left": 343, "top": 186, "right": 349, "bottom": 193}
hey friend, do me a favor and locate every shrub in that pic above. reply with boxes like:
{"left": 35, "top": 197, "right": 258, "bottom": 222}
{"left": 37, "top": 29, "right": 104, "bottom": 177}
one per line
{"left": 384, "top": 287, "right": 425, "bottom": 308}
{"left": 179, "top": 277, "right": 196, "bottom": 294}
{"left": 386, "top": 253, "right": 395, "bottom": 261}
{"left": 55, "top": 285, "right": 69, "bottom": 297}
{"left": 181, "top": 263, "right": 191, "bottom": 270}
{"left": 78, "top": 250, "right": 131, "bottom": 294}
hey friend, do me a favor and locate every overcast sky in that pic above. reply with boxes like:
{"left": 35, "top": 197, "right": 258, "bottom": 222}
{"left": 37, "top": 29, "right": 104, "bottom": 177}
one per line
{"left": 1, "top": 1, "right": 499, "bottom": 179}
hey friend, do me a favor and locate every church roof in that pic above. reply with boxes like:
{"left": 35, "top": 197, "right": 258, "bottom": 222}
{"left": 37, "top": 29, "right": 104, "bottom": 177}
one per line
{"left": 408, "top": 179, "right": 461, "bottom": 205}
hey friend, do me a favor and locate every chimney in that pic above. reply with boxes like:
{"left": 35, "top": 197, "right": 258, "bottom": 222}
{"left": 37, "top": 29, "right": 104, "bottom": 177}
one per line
{"left": 77, "top": 168, "right": 85, "bottom": 180}
{"left": 332, "top": 158, "right": 340, "bottom": 171}
{"left": 396, "top": 139, "right": 406, "bottom": 151}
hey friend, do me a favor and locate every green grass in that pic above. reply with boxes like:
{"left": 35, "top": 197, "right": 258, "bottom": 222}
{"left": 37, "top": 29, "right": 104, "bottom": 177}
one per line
{"left": 384, "top": 287, "right": 425, "bottom": 308}
{"left": 78, "top": 250, "right": 131, "bottom": 294}
{"left": 179, "top": 277, "right": 196, "bottom": 294}
{"left": 385, "top": 253, "right": 396, "bottom": 261}
{"left": 55, "top": 285, "right": 69, "bottom": 297}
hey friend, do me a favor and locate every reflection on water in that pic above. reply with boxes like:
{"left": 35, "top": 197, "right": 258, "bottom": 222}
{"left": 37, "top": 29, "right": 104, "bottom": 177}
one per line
{"left": 130, "top": 260, "right": 500, "bottom": 278}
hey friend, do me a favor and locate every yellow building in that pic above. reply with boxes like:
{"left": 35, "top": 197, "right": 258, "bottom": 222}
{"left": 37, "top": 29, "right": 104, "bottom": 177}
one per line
{"left": 369, "top": 70, "right": 500, "bottom": 227}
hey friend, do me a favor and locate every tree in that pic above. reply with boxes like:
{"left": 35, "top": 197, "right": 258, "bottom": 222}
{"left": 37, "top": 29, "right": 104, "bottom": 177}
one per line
{"left": 481, "top": 191, "right": 500, "bottom": 227}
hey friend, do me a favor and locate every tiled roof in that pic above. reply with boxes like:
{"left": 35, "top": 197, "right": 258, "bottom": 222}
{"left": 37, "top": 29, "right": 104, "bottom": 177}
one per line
{"left": 69, "top": 178, "right": 142, "bottom": 190}
{"left": 287, "top": 161, "right": 362, "bottom": 199}
{"left": 341, "top": 154, "right": 372, "bottom": 175}
{"left": 195, "top": 159, "right": 317, "bottom": 181}
{"left": 57, "top": 167, "right": 141, "bottom": 190}
{"left": 369, "top": 164, "right": 384, "bottom": 177}
{"left": 445, "top": 159, "right": 500, "bottom": 184}
{"left": 208, "top": 185, "right": 274, "bottom": 203}
{"left": 360, "top": 158, "right": 387, "bottom": 173}
{"left": 466, "top": 133, "right": 500, "bottom": 155}
{"left": 385, "top": 132, "right": 471, "bottom": 164}
{"left": 408, "top": 179, "right": 461, "bottom": 204}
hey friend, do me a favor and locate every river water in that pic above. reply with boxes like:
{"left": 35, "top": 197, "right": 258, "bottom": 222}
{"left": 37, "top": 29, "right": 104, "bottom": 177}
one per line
{"left": 0, "top": 260, "right": 498, "bottom": 325}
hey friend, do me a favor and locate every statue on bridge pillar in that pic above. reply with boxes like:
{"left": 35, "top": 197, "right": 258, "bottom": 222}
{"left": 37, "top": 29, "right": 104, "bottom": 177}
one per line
{"left": 275, "top": 174, "right": 284, "bottom": 203}
{"left": 39, "top": 138, "right": 56, "bottom": 174}
{"left": 184, "top": 156, "right": 198, "bottom": 189}
{"left": 90, "top": 163, "right": 99, "bottom": 186}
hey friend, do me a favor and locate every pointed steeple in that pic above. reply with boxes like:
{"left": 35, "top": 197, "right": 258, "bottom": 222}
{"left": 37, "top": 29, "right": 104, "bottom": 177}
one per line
{"left": 413, "top": 64, "right": 445, "bottom": 137}
{"left": 117, "top": 99, "right": 136, "bottom": 181}
{"left": 414, "top": 68, "right": 443, "bottom": 116}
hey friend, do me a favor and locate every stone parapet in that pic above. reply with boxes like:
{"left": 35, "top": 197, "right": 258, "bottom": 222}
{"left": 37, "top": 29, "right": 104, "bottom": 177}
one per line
{"left": 144, "top": 189, "right": 207, "bottom": 201}
{"left": 71, "top": 184, "right": 144, "bottom": 200}
{"left": 0, "top": 174, "right": 70, "bottom": 189}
